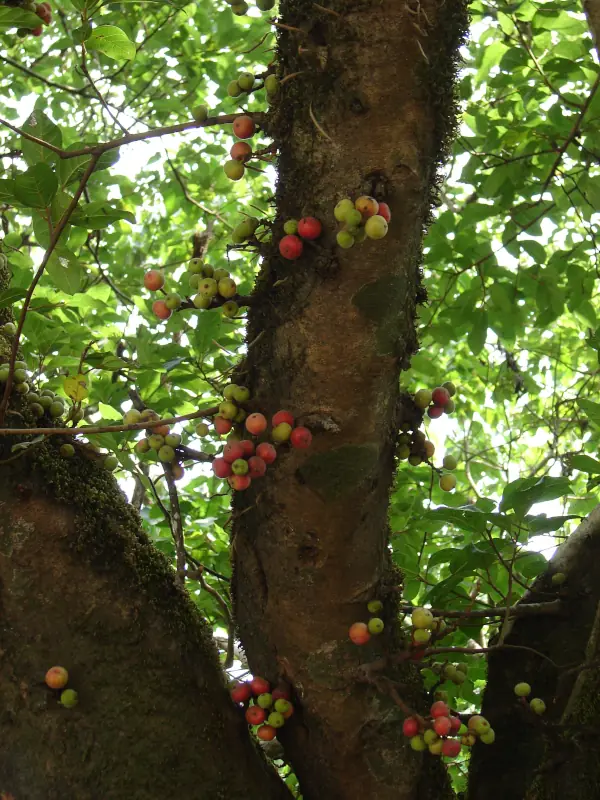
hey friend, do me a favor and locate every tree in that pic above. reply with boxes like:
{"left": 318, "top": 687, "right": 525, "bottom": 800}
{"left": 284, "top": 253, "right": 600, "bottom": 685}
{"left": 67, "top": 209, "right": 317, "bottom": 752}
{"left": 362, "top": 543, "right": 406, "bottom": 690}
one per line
{"left": 1, "top": 0, "right": 599, "bottom": 797}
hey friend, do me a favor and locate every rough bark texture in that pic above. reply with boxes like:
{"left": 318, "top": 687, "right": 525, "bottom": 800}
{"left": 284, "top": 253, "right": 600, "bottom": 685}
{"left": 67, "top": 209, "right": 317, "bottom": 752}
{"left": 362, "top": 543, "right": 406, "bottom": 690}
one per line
{"left": 232, "top": 1, "right": 468, "bottom": 798}
{"left": 0, "top": 449, "right": 290, "bottom": 800}
{"left": 468, "top": 505, "right": 600, "bottom": 800}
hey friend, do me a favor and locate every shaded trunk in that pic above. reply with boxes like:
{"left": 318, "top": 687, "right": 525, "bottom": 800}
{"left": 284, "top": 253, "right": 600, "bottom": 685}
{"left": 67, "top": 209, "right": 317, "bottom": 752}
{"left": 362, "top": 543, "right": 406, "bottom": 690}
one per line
{"left": 0, "top": 450, "right": 290, "bottom": 800}
{"left": 468, "top": 506, "right": 600, "bottom": 800}
{"left": 232, "top": 1, "right": 467, "bottom": 798}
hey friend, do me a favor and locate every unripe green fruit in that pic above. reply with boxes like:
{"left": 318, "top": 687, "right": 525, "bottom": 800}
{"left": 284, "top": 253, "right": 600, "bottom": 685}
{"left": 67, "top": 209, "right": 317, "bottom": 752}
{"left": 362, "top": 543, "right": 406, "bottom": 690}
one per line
{"left": 408, "top": 454, "right": 422, "bottom": 466}
{"left": 410, "top": 734, "right": 426, "bottom": 751}
{"left": 233, "top": 386, "right": 250, "bottom": 403}
{"left": 444, "top": 399, "right": 455, "bottom": 414}
{"left": 196, "top": 422, "right": 209, "bottom": 436}
{"left": 231, "top": 458, "right": 249, "bottom": 475}
{"left": 238, "top": 72, "right": 255, "bottom": 92}
{"left": 223, "top": 384, "right": 240, "bottom": 401}
{"left": 272, "top": 422, "right": 292, "bottom": 442}
{"left": 368, "top": 617, "right": 384, "bottom": 635}
{"left": 148, "top": 434, "right": 165, "bottom": 450}
{"left": 0, "top": 253, "right": 7, "bottom": 268}
{"left": 13, "top": 368, "right": 27, "bottom": 383}
{"left": 123, "top": 409, "right": 142, "bottom": 425}
{"left": 1, "top": 322, "right": 16, "bottom": 335}
{"left": 158, "top": 445, "right": 176, "bottom": 463}
{"left": 256, "top": 0, "right": 275, "bottom": 8}
{"left": 188, "top": 258, "right": 204, "bottom": 274}
{"left": 345, "top": 209, "right": 363, "bottom": 228}
{"left": 40, "top": 388, "right": 55, "bottom": 398}
{"left": 193, "top": 294, "right": 211, "bottom": 309}
{"left": 530, "top": 698, "right": 546, "bottom": 715}
{"left": 213, "top": 268, "right": 230, "bottom": 281}
{"left": 434, "top": 690, "right": 448, "bottom": 702}
{"left": 189, "top": 273, "right": 202, "bottom": 290}
{"left": 60, "top": 444, "right": 75, "bottom": 458}
{"left": 104, "top": 455, "right": 118, "bottom": 471}
{"left": 202, "top": 265, "right": 215, "bottom": 278}
{"left": 452, "top": 671, "right": 466, "bottom": 685}
{"left": 274, "top": 699, "right": 291, "bottom": 714}
{"left": 136, "top": 438, "right": 151, "bottom": 454}
{"left": 218, "top": 278, "right": 237, "bottom": 299}
{"left": 283, "top": 219, "right": 298, "bottom": 235}
{"left": 365, "top": 214, "right": 388, "bottom": 240}
{"left": 257, "top": 693, "right": 273, "bottom": 708}
{"left": 439, "top": 474, "right": 457, "bottom": 492}
{"left": 69, "top": 408, "right": 84, "bottom": 423}
{"left": 456, "top": 662, "right": 468, "bottom": 674}
{"left": 222, "top": 301, "right": 239, "bottom": 318}
{"left": 367, "top": 600, "right": 383, "bottom": 614}
{"left": 412, "top": 607, "right": 434, "bottom": 629}
{"left": 227, "top": 80, "right": 242, "bottom": 97}
{"left": 232, "top": 222, "right": 253, "bottom": 244}
{"left": 514, "top": 682, "right": 531, "bottom": 697}
{"left": 15, "top": 382, "right": 29, "bottom": 395}
{"left": 337, "top": 230, "right": 355, "bottom": 249}
{"left": 468, "top": 715, "right": 490, "bottom": 736}
{"left": 0, "top": 367, "right": 9, "bottom": 382}
{"left": 413, "top": 628, "right": 431, "bottom": 644}
{"left": 199, "top": 278, "right": 218, "bottom": 298}
{"left": 234, "top": 407, "right": 247, "bottom": 423}
{"left": 551, "top": 572, "right": 566, "bottom": 585}
{"left": 442, "top": 381, "right": 456, "bottom": 397}
{"left": 165, "top": 293, "right": 182, "bottom": 310}
{"left": 267, "top": 711, "right": 285, "bottom": 728}
{"left": 423, "top": 729, "right": 438, "bottom": 745}
{"left": 442, "top": 454, "right": 458, "bottom": 470}
{"left": 164, "top": 433, "right": 182, "bottom": 447}
{"left": 265, "top": 74, "right": 279, "bottom": 95}
{"left": 192, "top": 105, "right": 208, "bottom": 123}
{"left": 49, "top": 400, "right": 64, "bottom": 417}
{"left": 224, "top": 160, "right": 245, "bottom": 181}
{"left": 60, "top": 689, "right": 79, "bottom": 708}
{"left": 27, "top": 392, "right": 41, "bottom": 405}
{"left": 219, "top": 401, "right": 238, "bottom": 421}
{"left": 334, "top": 198, "right": 354, "bottom": 222}
{"left": 480, "top": 728, "right": 495, "bottom": 744}
{"left": 14, "top": 361, "right": 27, "bottom": 371}
{"left": 30, "top": 402, "right": 44, "bottom": 418}
{"left": 39, "top": 395, "right": 53, "bottom": 410}
{"left": 414, "top": 389, "right": 432, "bottom": 409}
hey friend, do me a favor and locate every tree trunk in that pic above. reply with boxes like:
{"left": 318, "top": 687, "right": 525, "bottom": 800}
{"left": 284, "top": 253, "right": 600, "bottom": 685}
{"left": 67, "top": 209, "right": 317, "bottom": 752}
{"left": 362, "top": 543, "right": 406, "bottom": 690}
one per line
{"left": 232, "top": 1, "right": 468, "bottom": 798}
{"left": 468, "top": 506, "right": 600, "bottom": 800}
{"left": 0, "top": 449, "right": 290, "bottom": 800}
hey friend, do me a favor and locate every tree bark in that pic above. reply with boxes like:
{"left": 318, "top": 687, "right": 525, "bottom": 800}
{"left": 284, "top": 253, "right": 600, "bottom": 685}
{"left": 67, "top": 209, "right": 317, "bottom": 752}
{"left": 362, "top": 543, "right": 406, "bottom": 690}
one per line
{"left": 468, "top": 505, "right": 600, "bottom": 800}
{"left": 232, "top": 1, "right": 468, "bottom": 798}
{"left": 0, "top": 449, "right": 290, "bottom": 800}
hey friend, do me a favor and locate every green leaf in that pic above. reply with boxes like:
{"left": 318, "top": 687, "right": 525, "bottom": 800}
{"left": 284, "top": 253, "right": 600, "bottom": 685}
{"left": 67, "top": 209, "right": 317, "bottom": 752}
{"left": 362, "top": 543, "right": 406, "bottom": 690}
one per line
{"left": 468, "top": 309, "right": 488, "bottom": 356}
{"left": 500, "top": 476, "right": 572, "bottom": 517}
{"left": 577, "top": 399, "right": 600, "bottom": 429}
{"left": 570, "top": 454, "right": 600, "bottom": 474}
{"left": 13, "top": 164, "right": 58, "bottom": 209}
{"left": 0, "top": 288, "right": 27, "bottom": 309}
{"left": 21, "top": 112, "right": 63, "bottom": 167}
{"left": 70, "top": 202, "right": 135, "bottom": 229}
{"left": 86, "top": 26, "right": 136, "bottom": 61}
{"left": 0, "top": 6, "right": 41, "bottom": 30}
{"left": 0, "top": 180, "right": 18, "bottom": 205}
{"left": 527, "top": 514, "right": 579, "bottom": 534}
{"left": 45, "top": 252, "right": 85, "bottom": 295}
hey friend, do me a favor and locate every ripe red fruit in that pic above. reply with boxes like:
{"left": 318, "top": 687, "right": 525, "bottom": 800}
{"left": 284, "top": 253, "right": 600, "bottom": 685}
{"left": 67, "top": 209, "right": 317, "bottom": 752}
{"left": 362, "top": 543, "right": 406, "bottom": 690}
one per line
{"left": 230, "top": 682, "right": 252, "bottom": 704}
{"left": 152, "top": 300, "right": 172, "bottom": 320}
{"left": 430, "top": 701, "right": 450, "bottom": 719}
{"left": 402, "top": 717, "right": 420, "bottom": 737}
{"left": 230, "top": 141, "right": 252, "bottom": 162}
{"left": 45, "top": 666, "right": 68, "bottom": 689}
{"left": 229, "top": 474, "right": 251, "bottom": 491}
{"left": 431, "top": 386, "right": 451, "bottom": 407}
{"left": 245, "top": 705, "right": 266, "bottom": 725}
{"left": 246, "top": 413, "right": 267, "bottom": 435}
{"left": 282, "top": 704, "right": 294, "bottom": 719}
{"left": 272, "top": 687, "right": 291, "bottom": 702}
{"left": 31, "top": 25, "right": 43, "bottom": 35}
{"left": 144, "top": 269, "right": 165, "bottom": 291}
{"left": 256, "top": 442, "right": 276, "bottom": 464}
{"left": 427, "top": 405, "right": 444, "bottom": 419}
{"left": 349, "top": 622, "right": 371, "bottom": 645}
{"left": 441, "top": 739, "right": 461, "bottom": 758}
{"left": 212, "top": 457, "right": 232, "bottom": 479}
{"left": 297, "top": 216, "right": 322, "bottom": 240}
{"left": 272, "top": 410, "right": 294, "bottom": 428}
{"left": 233, "top": 115, "right": 255, "bottom": 139}
{"left": 449, "top": 715, "right": 461, "bottom": 734}
{"left": 251, "top": 677, "right": 270, "bottom": 696}
{"left": 378, "top": 202, "right": 391, "bottom": 223}
{"left": 433, "top": 716, "right": 452, "bottom": 736}
{"left": 279, "top": 234, "right": 303, "bottom": 260}
{"left": 239, "top": 439, "right": 255, "bottom": 457}
{"left": 214, "top": 416, "right": 233, "bottom": 435}
{"left": 248, "top": 456, "right": 267, "bottom": 478}
{"left": 223, "top": 441, "right": 244, "bottom": 463}
{"left": 290, "top": 426, "right": 312, "bottom": 449}
{"left": 257, "top": 724, "right": 277, "bottom": 741}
